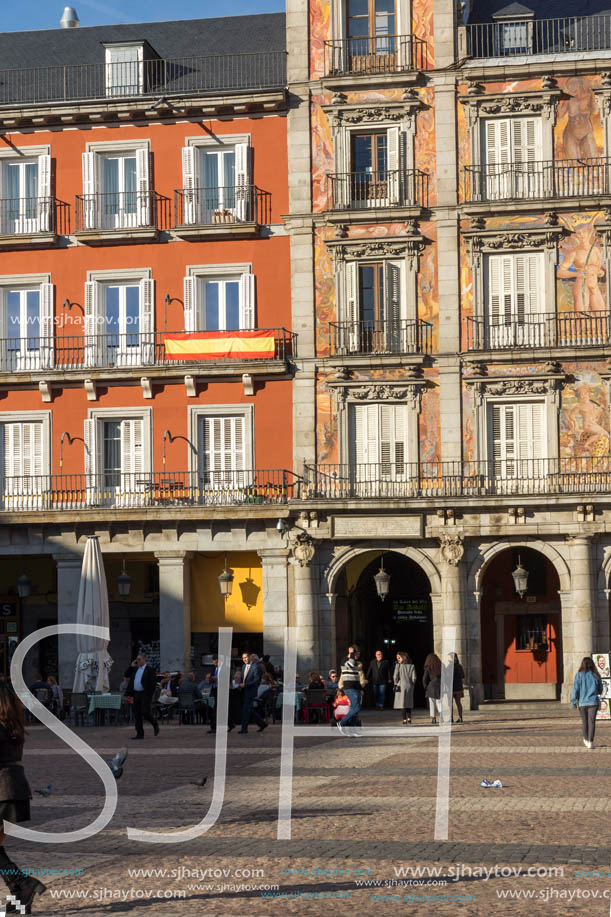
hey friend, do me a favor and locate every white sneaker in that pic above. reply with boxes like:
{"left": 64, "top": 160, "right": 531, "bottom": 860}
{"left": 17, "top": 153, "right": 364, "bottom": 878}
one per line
{"left": 336, "top": 722, "right": 345, "bottom": 736}
{"left": 584, "top": 738, "right": 589, "bottom": 748}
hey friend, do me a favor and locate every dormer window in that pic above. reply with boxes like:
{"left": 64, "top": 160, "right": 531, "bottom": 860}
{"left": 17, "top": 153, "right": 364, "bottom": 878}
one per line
{"left": 492, "top": 3, "right": 534, "bottom": 56}
{"left": 104, "top": 42, "right": 145, "bottom": 97}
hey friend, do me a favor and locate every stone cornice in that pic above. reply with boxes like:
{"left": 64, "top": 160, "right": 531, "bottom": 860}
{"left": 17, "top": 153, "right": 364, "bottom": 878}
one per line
{"left": 322, "top": 91, "right": 423, "bottom": 131}
{"left": 327, "top": 377, "right": 427, "bottom": 411}
{"left": 464, "top": 363, "right": 568, "bottom": 406}
{"left": 459, "top": 88, "right": 562, "bottom": 128}
{"left": 327, "top": 231, "right": 426, "bottom": 268}
{"left": 463, "top": 220, "right": 566, "bottom": 266}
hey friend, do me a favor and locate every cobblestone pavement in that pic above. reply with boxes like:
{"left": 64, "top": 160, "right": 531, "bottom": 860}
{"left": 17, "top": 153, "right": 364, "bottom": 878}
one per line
{"left": 6, "top": 707, "right": 611, "bottom": 915}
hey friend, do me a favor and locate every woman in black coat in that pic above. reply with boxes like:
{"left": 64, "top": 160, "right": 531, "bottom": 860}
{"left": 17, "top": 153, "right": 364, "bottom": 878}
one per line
{"left": 423, "top": 653, "right": 442, "bottom": 724}
{"left": 0, "top": 681, "right": 45, "bottom": 912}
{"left": 449, "top": 653, "right": 465, "bottom": 724}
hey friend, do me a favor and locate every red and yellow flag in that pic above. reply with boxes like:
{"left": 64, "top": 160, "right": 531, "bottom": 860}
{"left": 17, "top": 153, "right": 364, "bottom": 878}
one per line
{"left": 164, "top": 330, "right": 276, "bottom": 361}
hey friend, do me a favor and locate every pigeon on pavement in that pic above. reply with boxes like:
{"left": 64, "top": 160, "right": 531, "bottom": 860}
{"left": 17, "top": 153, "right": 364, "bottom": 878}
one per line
{"left": 190, "top": 776, "right": 208, "bottom": 787}
{"left": 34, "top": 785, "right": 52, "bottom": 797}
{"left": 106, "top": 747, "right": 128, "bottom": 780}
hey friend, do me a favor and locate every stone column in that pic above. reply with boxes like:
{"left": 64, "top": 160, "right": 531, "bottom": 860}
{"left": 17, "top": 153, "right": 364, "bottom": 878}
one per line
{"left": 564, "top": 536, "right": 595, "bottom": 699}
{"left": 155, "top": 551, "right": 192, "bottom": 674}
{"left": 258, "top": 548, "right": 289, "bottom": 665}
{"left": 55, "top": 554, "right": 83, "bottom": 690}
{"left": 293, "top": 556, "right": 318, "bottom": 676}
{"left": 438, "top": 535, "right": 467, "bottom": 665}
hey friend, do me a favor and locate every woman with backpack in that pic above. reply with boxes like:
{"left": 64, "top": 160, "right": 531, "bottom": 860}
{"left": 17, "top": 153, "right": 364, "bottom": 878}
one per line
{"left": 571, "top": 656, "right": 603, "bottom": 749}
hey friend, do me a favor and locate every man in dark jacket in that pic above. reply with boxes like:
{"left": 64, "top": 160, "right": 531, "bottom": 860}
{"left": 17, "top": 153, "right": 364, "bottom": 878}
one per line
{"left": 366, "top": 650, "right": 392, "bottom": 709}
{"left": 238, "top": 652, "right": 267, "bottom": 734}
{"left": 124, "top": 653, "right": 159, "bottom": 740}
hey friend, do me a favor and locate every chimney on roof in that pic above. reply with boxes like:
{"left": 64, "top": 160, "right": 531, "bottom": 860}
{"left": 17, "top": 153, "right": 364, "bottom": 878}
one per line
{"left": 60, "top": 6, "right": 80, "bottom": 28}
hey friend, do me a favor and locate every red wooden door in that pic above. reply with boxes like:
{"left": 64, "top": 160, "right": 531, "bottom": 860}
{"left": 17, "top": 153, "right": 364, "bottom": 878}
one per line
{"left": 504, "top": 613, "right": 559, "bottom": 683}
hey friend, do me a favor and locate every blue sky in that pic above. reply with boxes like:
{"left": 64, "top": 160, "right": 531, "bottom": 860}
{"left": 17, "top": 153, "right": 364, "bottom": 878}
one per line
{"left": 2, "top": 0, "right": 284, "bottom": 32}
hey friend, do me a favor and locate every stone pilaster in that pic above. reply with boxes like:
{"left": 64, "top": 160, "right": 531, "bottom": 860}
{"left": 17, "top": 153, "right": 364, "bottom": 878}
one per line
{"left": 258, "top": 547, "right": 290, "bottom": 665}
{"left": 563, "top": 536, "right": 595, "bottom": 700}
{"left": 155, "top": 551, "right": 192, "bottom": 674}
{"left": 293, "top": 560, "right": 318, "bottom": 676}
{"left": 55, "top": 554, "right": 83, "bottom": 689}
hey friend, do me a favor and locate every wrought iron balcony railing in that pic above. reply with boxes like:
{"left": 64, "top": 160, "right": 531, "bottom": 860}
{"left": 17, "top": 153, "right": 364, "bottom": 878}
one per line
{"left": 305, "top": 459, "right": 611, "bottom": 499}
{"left": 463, "top": 159, "right": 611, "bottom": 203}
{"left": 0, "top": 329, "right": 296, "bottom": 373}
{"left": 326, "top": 169, "right": 429, "bottom": 211}
{"left": 0, "top": 196, "right": 70, "bottom": 236}
{"left": 75, "top": 190, "right": 171, "bottom": 233}
{"left": 0, "top": 52, "right": 287, "bottom": 107}
{"left": 464, "top": 14, "right": 611, "bottom": 58}
{"left": 466, "top": 313, "right": 611, "bottom": 351}
{"left": 329, "top": 319, "right": 432, "bottom": 356}
{"left": 324, "top": 34, "right": 428, "bottom": 75}
{"left": 174, "top": 184, "right": 270, "bottom": 227}
{"left": 0, "top": 469, "right": 300, "bottom": 512}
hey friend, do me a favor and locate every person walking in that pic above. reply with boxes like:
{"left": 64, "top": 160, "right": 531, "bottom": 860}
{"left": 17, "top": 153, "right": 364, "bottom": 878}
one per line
{"left": 393, "top": 651, "right": 416, "bottom": 724}
{"left": 448, "top": 653, "right": 465, "bottom": 724}
{"left": 338, "top": 645, "right": 366, "bottom": 736}
{"left": 238, "top": 652, "right": 267, "bottom": 734}
{"left": 366, "top": 650, "right": 392, "bottom": 710}
{"left": 571, "top": 656, "right": 603, "bottom": 749}
{"left": 423, "top": 653, "right": 442, "bottom": 724}
{"left": 0, "top": 682, "right": 46, "bottom": 912}
{"left": 124, "top": 653, "right": 159, "bottom": 740}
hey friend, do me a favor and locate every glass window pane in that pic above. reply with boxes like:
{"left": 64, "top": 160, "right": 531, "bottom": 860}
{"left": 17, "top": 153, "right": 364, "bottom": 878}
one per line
{"left": 103, "top": 420, "right": 121, "bottom": 485}
{"left": 26, "top": 290, "right": 40, "bottom": 350}
{"left": 353, "top": 135, "right": 373, "bottom": 172}
{"left": 6, "top": 292, "right": 20, "bottom": 345}
{"left": 105, "top": 286, "right": 120, "bottom": 338}
{"left": 103, "top": 158, "right": 119, "bottom": 215}
{"left": 204, "top": 281, "right": 220, "bottom": 330}
{"left": 124, "top": 157, "right": 137, "bottom": 213}
{"left": 226, "top": 281, "right": 240, "bottom": 329}
{"left": 203, "top": 152, "right": 219, "bottom": 188}
{"left": 5, "top": 164, "right": 20, "bottom": 201}
{"left": 348, "top": 0, "right": 368, "bottom": 16}
{"left": 125, "top": 285, "right": 140, "bottom": 341}
{"left": 25, "top": 163, "right": 38, "bottom": 200}
{"left": 377, "top": 135, "right": 387, "bottom": 173}
{"left": 223, "top": 151, "right": 235, "bottom": 188}
{"left": 360, "top": 266, "right": 375, "bottom": 324}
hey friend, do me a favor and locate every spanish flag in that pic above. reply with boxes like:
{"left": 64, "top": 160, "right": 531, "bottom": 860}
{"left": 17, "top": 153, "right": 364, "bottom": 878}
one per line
{"left": 164, "top": 330, "right": 276, "bottom": 361}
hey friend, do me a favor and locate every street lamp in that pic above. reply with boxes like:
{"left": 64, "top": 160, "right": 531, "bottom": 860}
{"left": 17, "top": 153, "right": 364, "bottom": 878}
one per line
{"left": 117, "top": 560, "right": 132, "bottom": 598}
{"left": 17, "top": 573, "right": 31, "bottom": 599}
{"left": 374, "top": 556, "right": 391, "bottom": 601}
{"left": 512, "top": 557, "right": 529, "bottom": 599}
{"left": 218, "top": 555, "right": 234, "bottom": 600}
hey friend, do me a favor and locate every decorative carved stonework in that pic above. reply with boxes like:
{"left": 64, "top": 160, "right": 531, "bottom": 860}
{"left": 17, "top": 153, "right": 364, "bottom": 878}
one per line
{"left": 330, "top": 236, "right": 425, "bottom": 265}
{"left": 330, "top": 381, "right": 426, "bottom": 411}
{"left": 460, "top": 89, "right": 560, "bottom": 129}
{"left": 467, "top": 374, "right": 567, "bottom": 406}
{"left": 465, "top": 226, "right": 565, "bottom": 267}
{"left": 335, "top": 223, "right": 348, "bottom": 239}
{"left": 331, "top": 91, "right": 347, "bottom": 104}
{"left": 439, "top": 533, "right": 465, "bottom": 566}
{"left": 470, "top": 216, "right": 486, "bottom": 231}
{"left": 287, "top": 531, "right": 316, "bottom": 567}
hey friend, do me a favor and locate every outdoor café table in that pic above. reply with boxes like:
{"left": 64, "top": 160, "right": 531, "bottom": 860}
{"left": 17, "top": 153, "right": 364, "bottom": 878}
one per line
{"left": 88, "top": 693, "right": 122, "bottom": 725}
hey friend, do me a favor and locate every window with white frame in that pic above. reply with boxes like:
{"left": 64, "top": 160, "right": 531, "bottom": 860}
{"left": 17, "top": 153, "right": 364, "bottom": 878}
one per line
{"left": 84, "top": 411, "right": 151, "bottom": 506}
{"left": 341, "top": 126, "right": 407, "bottom": 207}
{"left": 104, "top": 43, "right": 144, "bottom": 97}
{"left": 481, "top": 117, "right": 542, "bottom": 200}
{"left": 190, "top": 406, "right": 254, "bottom": 492}
{"left": 84, "top": 272, "right": 154, "bottom": 367}
{"left": 0, "top": 150, "right": 51, "bottom": 234}
{"left": 499, "top": 19, "right": 531, "bottom": 54}
{"left": 181, "top": 140, "right": 252, "bottom": 224}
{"left": 0, "top": 278, "right": 53, "bottom": 371}
{"left": 0, "top": 412, "right": 50, "bottom": 510}
{"left": 485, "top": 252, "right": 544, "bottom": 347}
{"left": 349, "top": 402, "right": 408, "bottom": 479}
{"left": 183, "top": 266, "right": 254, "bottom": 332}
{"left": 81, "top": 145, "right": 150, "bottom": 230}
{"left": 339, "top": 260, "right": 403, "bottom": 352}
{"left": 488, "top": 401, "right": 547, "bottom": 482}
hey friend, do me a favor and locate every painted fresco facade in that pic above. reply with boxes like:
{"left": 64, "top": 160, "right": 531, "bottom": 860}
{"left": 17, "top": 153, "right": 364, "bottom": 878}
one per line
{"left": 287, "top": 0, "right": 611, "bottom": 704}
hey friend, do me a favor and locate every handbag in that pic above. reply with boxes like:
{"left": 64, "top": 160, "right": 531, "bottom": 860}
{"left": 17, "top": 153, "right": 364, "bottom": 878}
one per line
{"left": 393, "top": 684, "right": 401, "bottom": 694}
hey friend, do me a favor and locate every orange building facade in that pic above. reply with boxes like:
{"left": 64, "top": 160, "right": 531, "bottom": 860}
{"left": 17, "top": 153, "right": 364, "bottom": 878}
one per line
{"left": 0, "top": 13, "right": 295, "bottom": 687}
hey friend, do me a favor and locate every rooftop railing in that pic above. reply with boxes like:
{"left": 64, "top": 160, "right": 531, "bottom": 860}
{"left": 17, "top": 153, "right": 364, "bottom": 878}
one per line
{"left": 305, "top": 459, "right": 611, "bottom": 499}
{"left": 326, "top": 169, "right": 429, "bottom": 211}
{"left": 0, "top": 52, "right": 287, "bottom": 107}
{"left": 174, "top": 184, "right": 270, "bottom": 227}
{"left": 0, "top": 329, "right": 296, "bottom": 373}
{"left": 463, "top": 159, "right": 611, "bottom": 203}
{"left": 466, "top": 313, "right": 611, "bottom": 351}
{"left": 0, "top": 469, "right": 300, "bottom": 512}
{"left": 464, "top": 14, "right": 611, "bottom": 58}
{"left": 324, "top": 34, "right": 428, "bottom": 75}
{"left": 75, "top": 190, "right": 171, "bottom": 233}
{"left": 329, "top": 319, "right": 432, "bottom": 356}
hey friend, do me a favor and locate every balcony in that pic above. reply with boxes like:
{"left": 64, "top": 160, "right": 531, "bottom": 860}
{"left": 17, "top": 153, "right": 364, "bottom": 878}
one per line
{"left": 324, "top": 34, "right": 428, "bottom": 79}
{"left": 0, "top": 52, "right": 287, "bottom": 107}
{"left": 0, "top": 469, "right": 300, "bottom": 513}
{"left": 325, "top": 170, "right": 429, "bottom": 215}
{"left": 329, "top": 319, "right": 432, "bottom": 357}
{"left": 462, "top": 159, "right": 611, "bottom": 211}
{"left": 174, "top": 184, "right": 270, "bottom": 239}
{"left": 304, "top": 459, "right": 611, "bottom": 500}
{"left": 74, "top": 190, "right": 171, "bottom": 244}
{"left": 0, "top": 329, "right": 296, "bottom": 377}
{"left": 463, "top": 14, "right": 611, "bottom": 59}
{"left": 0, "top": 196, "right": 69, "bottom": 248}
{"left": 466, "top": 313, "right": 611, "bottom": 352}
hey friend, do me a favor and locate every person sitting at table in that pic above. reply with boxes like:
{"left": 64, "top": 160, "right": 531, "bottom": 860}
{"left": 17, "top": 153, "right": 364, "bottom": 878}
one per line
{"left": 118, "top": 676, "right": 129, "bottom": 695}
{"left": 46, "top": 676, "right": 63, "bottom": 718}
{"left": 158, "top": 677, "right": 177, "bottom": 705}
{"left": 29, "top": 674, "right": 50, "bottom": 706}
{"left": 176, "top": 675, "right": 203, "bottom": 724}
{"left": 170, "top": 673, "right": 182, "bottom": 697}
{"left": 198, "top": 673, "right": 213, "bottom": 696}
{"left": 257, "top": 673, "right": 276, "bottom": 698}
{"left": 232, "top": 672, "right": 243, "bottom": 689}
{"left": 274, "top": 666, "right": 284, "bottom": 683}
{"left": 307, "top": 671, "right": 325, "bottom": 691}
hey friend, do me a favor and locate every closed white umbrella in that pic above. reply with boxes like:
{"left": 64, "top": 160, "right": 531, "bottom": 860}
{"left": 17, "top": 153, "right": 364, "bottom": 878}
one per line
{"left": 72, "top": 536, "right": 113, "bottom": 693}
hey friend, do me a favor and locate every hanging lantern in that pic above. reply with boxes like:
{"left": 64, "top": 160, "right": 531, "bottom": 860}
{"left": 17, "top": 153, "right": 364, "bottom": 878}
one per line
{"left": 17, "top": 573, "right": 31, "bottom": 599}
{"left": 218, "top": 555, "right": 234, "bottom": 600}
{"left": 117, "top": 559, "right": 131, "bottom": 597}
{"left": 512, "top": 557, "right": 529, "bottom": 598}
{"left": 374, "top": 557, "right": 391, "bottom": 600}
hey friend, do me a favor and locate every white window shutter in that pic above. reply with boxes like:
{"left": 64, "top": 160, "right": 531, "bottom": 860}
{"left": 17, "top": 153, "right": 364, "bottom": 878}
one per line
{"left": 84, "top": 418, "right": 97, "bottom": 504}
{"left": 350, "top": 404, "right": 367, "bottom": 472}
{"left": 235, "top": 143, "right": 252, "bottom": 221}
{"left": 387, "top": 127, "right": 400, "bottom": 203}
{"left": 384, "top": 261, "right": 402, "bottom": 350}
{"left": 37, "top": 154, "right": 52, "bottom": 233}
{"left": 136, "top": 149, "right": 151, "bottom": 226}
{"left": 488, "top": 255, "right": 501, "bottom": 325}
{"left": 140, "top": 278, "right": 155, "bottom": 364}
{"left": 239, "top": 273, "right": 255, "bottom": 330}
{"left": 183, "top": 275, "right": 196, "bottom": 332}
{"left": 82, "top": 152, "right": 97, "bottom": 229}
{"left": 181, "top": 146, "right": 196, "bottom": 225}
{"left": 345, "top": 261, "right": 358, "bottom": 352}
{"left": 39, "top": 282, "right": 54, "bottom": 369}
{"left": 84, "top": 280, "right": 100, "bottom": 367}
{"left": 380, "top": 404, "right": 392, "bottom": 475}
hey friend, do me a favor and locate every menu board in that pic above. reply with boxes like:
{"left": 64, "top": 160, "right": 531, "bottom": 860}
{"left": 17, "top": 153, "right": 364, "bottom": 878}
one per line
{"left": 393, "top": 599, "right": 429, "bottom": 623}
